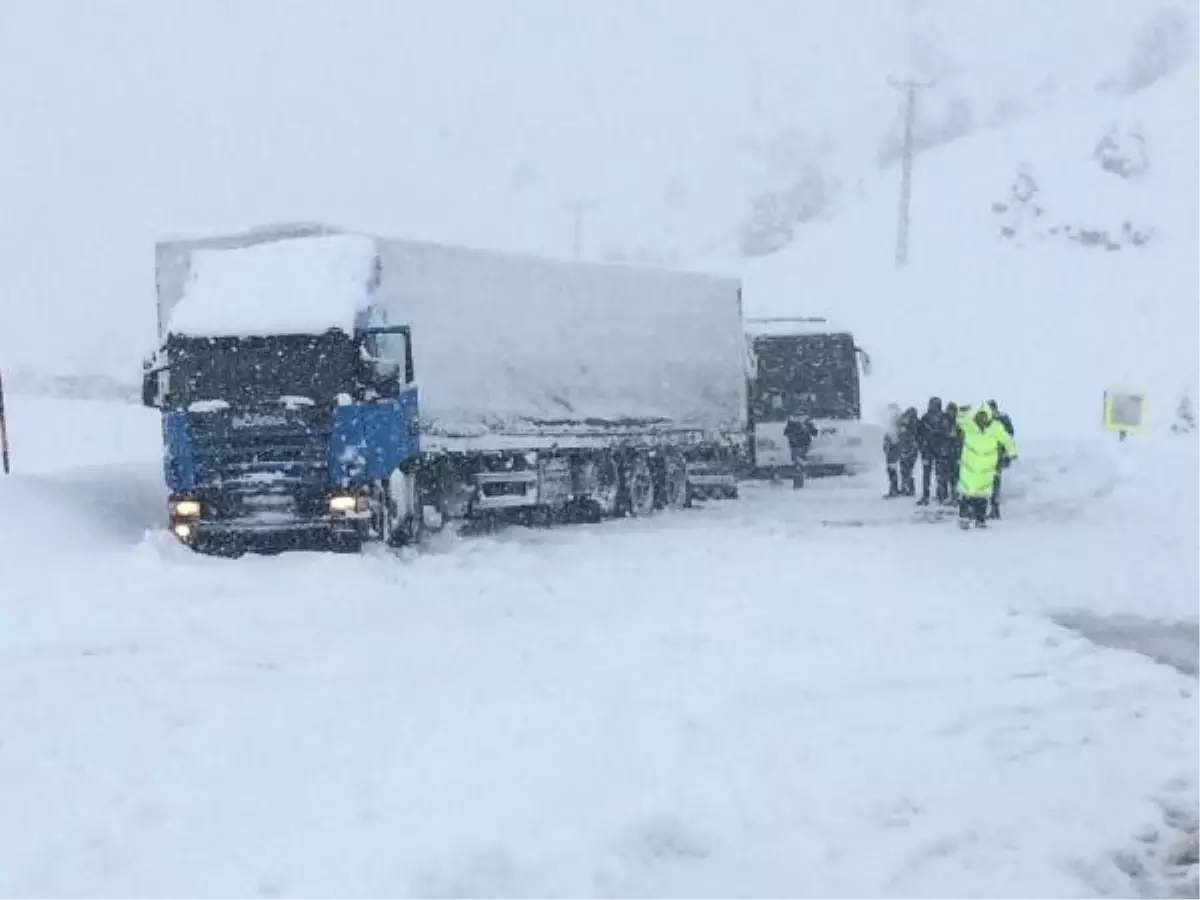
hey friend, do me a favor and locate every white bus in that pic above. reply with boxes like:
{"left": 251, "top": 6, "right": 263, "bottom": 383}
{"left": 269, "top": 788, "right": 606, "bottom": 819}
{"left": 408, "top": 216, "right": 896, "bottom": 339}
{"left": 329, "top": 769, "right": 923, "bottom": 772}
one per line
{"left": 746, "top": 317, "right": 873, "bottom": 478}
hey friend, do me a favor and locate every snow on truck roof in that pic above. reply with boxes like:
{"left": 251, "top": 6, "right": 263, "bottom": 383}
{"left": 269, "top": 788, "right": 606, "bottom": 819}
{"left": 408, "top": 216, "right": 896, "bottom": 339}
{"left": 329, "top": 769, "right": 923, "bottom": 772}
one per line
{"left": 166, "top": 234, "right": 379, "bottom": 338}
{"left": 744, "top": 317, "right": 853, "bottom": 338}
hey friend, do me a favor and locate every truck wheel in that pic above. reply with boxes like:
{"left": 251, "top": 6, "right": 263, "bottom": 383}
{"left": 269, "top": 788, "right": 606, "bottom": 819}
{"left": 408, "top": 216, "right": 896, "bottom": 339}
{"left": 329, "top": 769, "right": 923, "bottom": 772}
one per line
{"left": 590, "top": 454, "right": 620, "bottom": 519}
{"left": 623, "top": 455, "right": 656, "bottom": 517}
{"left": 388, "top": 469, "right": 423, "bottom": 546}
{"left": 661, "top": 454, "right": 689, "bottom": 510}
{"left": 370, "top": 482, "right": 395, "bottom": 545}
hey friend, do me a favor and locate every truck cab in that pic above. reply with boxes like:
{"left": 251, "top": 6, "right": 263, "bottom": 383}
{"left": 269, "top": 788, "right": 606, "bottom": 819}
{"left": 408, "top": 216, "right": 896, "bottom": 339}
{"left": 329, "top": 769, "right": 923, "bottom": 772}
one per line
{"left": 143, "top": 320, "right": 421, "bottom": 553}
{"left": 745, "top": 318, "right": 872, "bottom": 478}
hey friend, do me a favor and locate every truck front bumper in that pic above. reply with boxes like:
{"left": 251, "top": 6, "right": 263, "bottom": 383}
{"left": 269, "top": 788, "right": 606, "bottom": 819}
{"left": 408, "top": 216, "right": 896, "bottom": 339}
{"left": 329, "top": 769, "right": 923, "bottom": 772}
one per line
{"left": 168, "top": 490, "right": 371, "bottom": 554}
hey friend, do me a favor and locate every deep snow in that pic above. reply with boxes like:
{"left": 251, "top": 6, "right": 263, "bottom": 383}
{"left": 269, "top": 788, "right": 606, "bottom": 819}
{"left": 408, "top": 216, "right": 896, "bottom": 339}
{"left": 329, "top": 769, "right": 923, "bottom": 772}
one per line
{"left": 1, "top": 394, "right": 1195, "bottom": 898}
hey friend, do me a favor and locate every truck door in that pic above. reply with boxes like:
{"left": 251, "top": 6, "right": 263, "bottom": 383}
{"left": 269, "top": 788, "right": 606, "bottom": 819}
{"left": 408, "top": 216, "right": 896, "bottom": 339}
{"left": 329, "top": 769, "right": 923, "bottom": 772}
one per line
{"left": 331, "top": 326, "right": 420, "bottom": 482}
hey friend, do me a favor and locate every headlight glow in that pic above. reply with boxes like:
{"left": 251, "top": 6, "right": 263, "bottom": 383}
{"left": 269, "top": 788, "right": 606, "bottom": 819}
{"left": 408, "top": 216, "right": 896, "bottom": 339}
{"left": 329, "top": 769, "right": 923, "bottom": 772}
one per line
{"left": 173, "top": 522, "right": 193, "bottom": 540}
{"left": 329, "top": 495, "right": 358, "bottom": 513}
{"left": 172, "top": 499, "right": 201, "bottom": 517}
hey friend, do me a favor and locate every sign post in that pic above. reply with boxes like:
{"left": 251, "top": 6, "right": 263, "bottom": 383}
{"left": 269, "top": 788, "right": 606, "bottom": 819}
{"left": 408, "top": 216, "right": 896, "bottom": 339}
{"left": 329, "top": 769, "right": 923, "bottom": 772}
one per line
{"left": 1102, "top": 390, "right": 1147, "bottom": 441}
{"left": 0, "top": 371, "right": 9, "bottom": 474}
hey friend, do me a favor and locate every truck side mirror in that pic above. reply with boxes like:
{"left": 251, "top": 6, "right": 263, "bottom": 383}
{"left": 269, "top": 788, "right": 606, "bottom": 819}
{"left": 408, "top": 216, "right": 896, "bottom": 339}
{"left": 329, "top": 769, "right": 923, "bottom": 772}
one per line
{"left": 856, "top": 346, "right": 873, "bottom": 377}
{"left": 141, "top": 362, "right": 161, "bottom": 408}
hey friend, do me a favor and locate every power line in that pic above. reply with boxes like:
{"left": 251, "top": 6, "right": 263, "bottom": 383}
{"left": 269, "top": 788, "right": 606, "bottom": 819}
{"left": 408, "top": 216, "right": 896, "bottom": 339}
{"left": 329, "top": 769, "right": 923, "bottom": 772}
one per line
{"left": 887, "top": 76, "right": 935, "bottom": 267}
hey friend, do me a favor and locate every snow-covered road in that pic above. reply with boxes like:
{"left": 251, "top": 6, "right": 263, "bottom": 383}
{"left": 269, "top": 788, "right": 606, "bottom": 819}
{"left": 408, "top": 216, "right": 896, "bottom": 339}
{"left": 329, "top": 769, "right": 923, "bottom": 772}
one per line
{"left": 1, "top": 397, "right": 1196, "bottom": 898}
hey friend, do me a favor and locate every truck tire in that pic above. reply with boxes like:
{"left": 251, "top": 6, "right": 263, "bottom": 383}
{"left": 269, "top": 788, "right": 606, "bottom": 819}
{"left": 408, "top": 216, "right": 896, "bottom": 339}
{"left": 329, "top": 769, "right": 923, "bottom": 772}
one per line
{"left": 589, "top": 454, "right": 621, "bottom": 519}
{"left": 622, "top": 455, "right": 656, "bottom": 517}
{"left": 370, "top": 482, "right": 395, "bottom": 545}
{"left": 388, "top": 469, "right": 423, "bottom": 546}
{"left": 660, "top": 454, "right": 689, "bottom": 510}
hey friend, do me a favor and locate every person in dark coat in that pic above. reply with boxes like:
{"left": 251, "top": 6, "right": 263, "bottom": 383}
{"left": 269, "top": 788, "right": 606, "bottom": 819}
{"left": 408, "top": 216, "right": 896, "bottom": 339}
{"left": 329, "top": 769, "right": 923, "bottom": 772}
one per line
{"left": 987, "top": 399, "right": 1015, "bottom": 518}
{"left": 916, "top": 396, "right": 950, "bottom": 505}
{"left": 784, "top": 411, "right": 818, "bottom": 489}
{"left": 944, "top": 401, "right": 962, "bottom": 504}
{"left": 883, "top": 406, "right": 920, "bottom": 496}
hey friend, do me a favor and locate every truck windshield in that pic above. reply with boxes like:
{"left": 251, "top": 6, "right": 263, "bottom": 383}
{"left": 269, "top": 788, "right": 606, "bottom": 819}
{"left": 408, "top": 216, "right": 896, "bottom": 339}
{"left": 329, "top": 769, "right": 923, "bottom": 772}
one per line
{"left": 166, "top": 331, "right": 358, "bottom": 408}
{"left": 751, "top": 333, "right": 861, "bottom": 421}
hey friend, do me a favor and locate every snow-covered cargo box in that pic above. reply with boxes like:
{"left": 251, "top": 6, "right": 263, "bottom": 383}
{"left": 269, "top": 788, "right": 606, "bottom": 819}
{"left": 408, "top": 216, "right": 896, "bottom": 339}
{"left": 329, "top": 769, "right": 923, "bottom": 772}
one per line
{"left": 370, "top": 237, "right": 748, "bottom": 449}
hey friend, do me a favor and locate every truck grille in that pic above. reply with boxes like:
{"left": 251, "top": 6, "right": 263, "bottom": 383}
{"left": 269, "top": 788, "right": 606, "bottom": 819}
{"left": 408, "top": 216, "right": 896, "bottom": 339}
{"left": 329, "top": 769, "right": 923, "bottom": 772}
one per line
{"left": 188, "top": 419, "right": 331, "bottom": 491}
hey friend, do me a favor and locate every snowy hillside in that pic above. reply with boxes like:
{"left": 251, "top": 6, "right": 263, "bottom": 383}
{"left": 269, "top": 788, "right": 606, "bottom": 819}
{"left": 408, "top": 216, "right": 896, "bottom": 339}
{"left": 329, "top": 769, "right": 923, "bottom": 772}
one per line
{"left": 734, "top": 61, "right": 1199, "bottom": 438}
{"left": 0, "top": 0, "right": 1195, "bottom": 381}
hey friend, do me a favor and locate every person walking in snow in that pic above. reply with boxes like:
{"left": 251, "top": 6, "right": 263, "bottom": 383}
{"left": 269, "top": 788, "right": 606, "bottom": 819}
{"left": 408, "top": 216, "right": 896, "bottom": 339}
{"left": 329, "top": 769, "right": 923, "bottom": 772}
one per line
{"left": 955, "top": 402, "right": 1018, "bottom": 528}
{"left": 784, "top": 410, "right": 818, "bottom": 489}
{"left": 883, "top": 406, "right": 920, "bottom": 497}
{"left": 986, "top": 399, "right": 1015, "bottom": 519}
{"left": 944, "top": 401, "right": 962, "bottom": 504}
{"left": 916, "top": 396, "right": 950, "bottom": 505}
{"left": 882, "top": 404, "right": 901, "bottom": 496}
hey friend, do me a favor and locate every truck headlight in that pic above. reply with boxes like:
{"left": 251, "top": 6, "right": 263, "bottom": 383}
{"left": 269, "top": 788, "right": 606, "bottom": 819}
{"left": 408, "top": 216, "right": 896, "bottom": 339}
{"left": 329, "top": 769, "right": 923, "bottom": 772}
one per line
{"left": 171, "top": 499, "right": 201, "bottom": 518}
{"left": 329, "top": 494, "right": 358, "bottom": 513}
{"left": 173, "top": 522, "right": 194, "bottom": 540}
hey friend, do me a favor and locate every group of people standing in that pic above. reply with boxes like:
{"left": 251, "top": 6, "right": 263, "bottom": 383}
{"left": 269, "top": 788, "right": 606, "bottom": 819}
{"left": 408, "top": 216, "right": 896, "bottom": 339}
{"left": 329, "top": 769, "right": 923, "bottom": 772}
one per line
{"left": 883, "top": 398, "right": 1017, "bottom": 527}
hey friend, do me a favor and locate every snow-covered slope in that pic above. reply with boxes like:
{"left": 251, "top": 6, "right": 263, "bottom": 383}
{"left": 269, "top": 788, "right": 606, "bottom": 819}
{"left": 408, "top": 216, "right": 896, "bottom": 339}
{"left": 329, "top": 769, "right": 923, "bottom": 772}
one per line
{"left": 0, "top": 0, "right": 1193, "bottom": 381}
{"left": 734, "top": 62, "right": 1199, "bottom": 438}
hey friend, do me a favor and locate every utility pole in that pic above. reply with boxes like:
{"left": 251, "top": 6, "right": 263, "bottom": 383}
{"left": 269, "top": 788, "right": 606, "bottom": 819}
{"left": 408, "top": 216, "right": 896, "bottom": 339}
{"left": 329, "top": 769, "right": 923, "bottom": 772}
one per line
{"left": 0, "top": 370, "right": 10, "bottom": 474}
{"left": 887, "top": 77, "right": 934, "bottom": 267}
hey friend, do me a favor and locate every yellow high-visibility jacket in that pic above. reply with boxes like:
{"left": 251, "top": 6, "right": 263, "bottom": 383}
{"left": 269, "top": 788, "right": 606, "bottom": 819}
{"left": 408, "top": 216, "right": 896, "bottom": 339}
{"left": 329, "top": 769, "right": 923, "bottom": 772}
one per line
{"left": 956, "top": 405, "right": 1018, "bottom": 498}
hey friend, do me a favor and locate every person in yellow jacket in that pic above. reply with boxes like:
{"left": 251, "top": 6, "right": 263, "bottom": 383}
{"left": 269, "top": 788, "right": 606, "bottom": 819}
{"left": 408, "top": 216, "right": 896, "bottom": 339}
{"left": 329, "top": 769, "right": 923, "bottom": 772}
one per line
{"left": 955, "top": 402, "right": 1018, "bottom": 528}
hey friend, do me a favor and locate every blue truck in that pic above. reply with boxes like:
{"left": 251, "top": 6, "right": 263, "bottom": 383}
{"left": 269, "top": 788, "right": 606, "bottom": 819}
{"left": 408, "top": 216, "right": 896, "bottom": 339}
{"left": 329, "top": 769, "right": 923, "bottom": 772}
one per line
{"left": 143, "top": 224, "right": 748, "bottom": 553}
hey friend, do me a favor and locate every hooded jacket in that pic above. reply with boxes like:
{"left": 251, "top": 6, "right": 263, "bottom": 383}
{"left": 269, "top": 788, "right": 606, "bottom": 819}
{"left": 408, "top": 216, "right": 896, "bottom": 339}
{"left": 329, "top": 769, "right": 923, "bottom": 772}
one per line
{"left": 955, "top": 403, "right": 1018, "bottom": 498}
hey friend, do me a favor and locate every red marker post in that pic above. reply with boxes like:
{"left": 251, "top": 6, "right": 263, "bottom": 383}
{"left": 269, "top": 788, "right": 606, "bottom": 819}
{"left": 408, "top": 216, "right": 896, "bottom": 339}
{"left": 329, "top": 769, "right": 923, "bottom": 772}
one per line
{"left": 0, "top": 370, "right": 10, "bottom": 474}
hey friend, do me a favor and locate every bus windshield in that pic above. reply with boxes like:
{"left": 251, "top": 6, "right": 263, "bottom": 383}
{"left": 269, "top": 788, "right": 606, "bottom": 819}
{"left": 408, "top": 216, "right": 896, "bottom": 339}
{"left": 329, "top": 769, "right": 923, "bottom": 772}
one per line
{"left": 750, "top": 332, "right": 861, "bottom": 421}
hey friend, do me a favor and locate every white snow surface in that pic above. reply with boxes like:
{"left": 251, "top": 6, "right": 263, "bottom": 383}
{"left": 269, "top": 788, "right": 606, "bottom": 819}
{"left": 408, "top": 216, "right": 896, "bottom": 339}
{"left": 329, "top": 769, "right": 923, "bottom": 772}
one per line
{"left": 372, "top": 238, "right": 748, "bottom": 438}
{"left": 0, "top": 394, "right": 1196, "bottom": 898}
{"left": 165, "top": 234, "right": 378, "bottom": 338}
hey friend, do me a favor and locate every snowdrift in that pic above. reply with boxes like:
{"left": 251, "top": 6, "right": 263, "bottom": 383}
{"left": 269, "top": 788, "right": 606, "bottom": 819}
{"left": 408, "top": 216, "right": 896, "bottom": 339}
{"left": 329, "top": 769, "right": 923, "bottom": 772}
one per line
{"left": 736, "top": 64, "right": 1199, "bottom": 439}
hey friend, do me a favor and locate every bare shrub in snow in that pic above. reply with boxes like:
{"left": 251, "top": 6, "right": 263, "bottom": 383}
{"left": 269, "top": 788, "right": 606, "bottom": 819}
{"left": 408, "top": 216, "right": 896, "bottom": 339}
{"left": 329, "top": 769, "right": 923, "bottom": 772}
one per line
{"left": 1171, "top": 392, "right": 1196, "bottom": 434}
{"left": 1095, "top": 128, "right": 1150, "bottom": 179}
{"left": 993, "top": 168, "right": 1154, "bottom": 251}
{"left": 1125, "top": 5, "right": 1194, "bottom": 93}
{"left": 992, "top": 167, "right": 1045, "bottom": 241}
{"left": 738, "top": 166, "right": 836, "bottom": 258}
